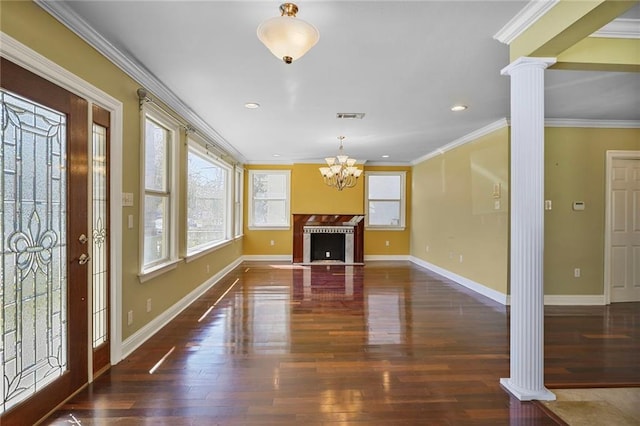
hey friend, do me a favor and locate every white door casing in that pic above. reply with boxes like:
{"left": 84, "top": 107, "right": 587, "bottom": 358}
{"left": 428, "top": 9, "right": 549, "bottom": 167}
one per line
{"left": 605, "top": 152, "right": 640, "bottom": 303}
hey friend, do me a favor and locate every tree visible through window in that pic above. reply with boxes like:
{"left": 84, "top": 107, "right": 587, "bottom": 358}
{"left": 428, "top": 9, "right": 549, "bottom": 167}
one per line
{"left": 249, "top": 170, "right": 290, "bottom": 228}
{"left": 187, "top": 144, "right": 230, "bottom": 253}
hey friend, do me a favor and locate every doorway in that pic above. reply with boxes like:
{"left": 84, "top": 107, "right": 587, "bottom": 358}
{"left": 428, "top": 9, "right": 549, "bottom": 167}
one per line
{"left": 1, "top": 58, "right": 89, "bottom": 425}
{"left": 605, "top": 151, "right": 640, "bottom": 303}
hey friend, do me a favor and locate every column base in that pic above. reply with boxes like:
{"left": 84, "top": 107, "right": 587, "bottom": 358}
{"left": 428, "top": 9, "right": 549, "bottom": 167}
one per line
{"left": 500, "top": 378, "right": 556, "bottom": 401}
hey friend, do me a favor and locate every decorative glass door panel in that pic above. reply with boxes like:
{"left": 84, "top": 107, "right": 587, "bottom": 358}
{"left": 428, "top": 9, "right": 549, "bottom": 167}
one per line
{"left": 1, "top": 58, "right": 88, "bottom": 426}
{"left": 1, "top": 89, "right": 68, "bottom": 412}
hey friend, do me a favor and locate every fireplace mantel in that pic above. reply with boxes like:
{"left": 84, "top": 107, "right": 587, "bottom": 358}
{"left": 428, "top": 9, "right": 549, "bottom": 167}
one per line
{"left": 292, "top": 214, "right": 364, "bottom": 264}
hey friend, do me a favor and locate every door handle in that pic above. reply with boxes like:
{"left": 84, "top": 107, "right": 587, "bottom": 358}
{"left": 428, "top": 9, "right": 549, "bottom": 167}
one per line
{"left": 78, "top": 253, "right": 90, "bottom": 265}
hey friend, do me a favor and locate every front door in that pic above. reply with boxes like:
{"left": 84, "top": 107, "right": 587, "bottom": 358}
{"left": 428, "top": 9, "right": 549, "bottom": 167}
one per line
{"left": 1, "top": 58, "right": 89, "bottom": 425}
{"left": 609, "top": 157, "right": 640, "bottom": 302}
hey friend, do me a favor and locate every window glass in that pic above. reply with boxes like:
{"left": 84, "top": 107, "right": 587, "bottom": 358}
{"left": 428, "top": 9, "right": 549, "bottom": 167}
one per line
{"left": 249, "top": 171, "right": 290, "bottom": 228}
{"left": 366, "top": 172, "right": 406, "bottom": 228}
{"left": 187, "top": 146, "right": 229, "bottom": 252}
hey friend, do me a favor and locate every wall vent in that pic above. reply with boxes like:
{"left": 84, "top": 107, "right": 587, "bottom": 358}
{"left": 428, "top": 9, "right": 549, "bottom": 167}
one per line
{"left": 336, "top": 112, "right": 366, "bottom": 120}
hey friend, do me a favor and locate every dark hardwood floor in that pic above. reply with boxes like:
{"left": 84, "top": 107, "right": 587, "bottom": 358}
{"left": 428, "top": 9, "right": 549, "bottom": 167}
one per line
{"left": 43, "top": 261, "right": 639, "bottom": 425}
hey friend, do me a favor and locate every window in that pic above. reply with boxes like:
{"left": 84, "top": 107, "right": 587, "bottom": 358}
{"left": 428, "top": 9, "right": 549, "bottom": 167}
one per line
{"left": 186, "top": 138, "right": 232, "bottom": 254}
{"left": 248, "top": 170, "right": 290, "bottom": 229}
{"left": 234, "top": 166, "right": 244, "bottom": 237}
{"left": 141, "top": 105, "right": 179, "bottom": 274}
{"left": 365, "top": 171, "right": 406, "bottom": 229}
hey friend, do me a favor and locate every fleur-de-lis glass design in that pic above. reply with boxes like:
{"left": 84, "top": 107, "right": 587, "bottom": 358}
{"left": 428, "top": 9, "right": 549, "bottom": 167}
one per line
{"left": 8, "top": 210, "right": 58, "bottom": 272}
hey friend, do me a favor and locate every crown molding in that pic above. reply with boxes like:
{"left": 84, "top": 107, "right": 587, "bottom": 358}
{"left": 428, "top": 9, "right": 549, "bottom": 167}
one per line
{"left": 545, "top": 118, "right": 640, "bottom": 128}
{"left": 494, "top": 0, "right": 559, "bottom": 45}
{"left": 411, "top": 118, "right": 509, "bottom": 166}
{"left": 591, "top": 19, "right": 640, "bottom": 39}
{"left": 35, "top": 0, "right": 247, "bottom": 164}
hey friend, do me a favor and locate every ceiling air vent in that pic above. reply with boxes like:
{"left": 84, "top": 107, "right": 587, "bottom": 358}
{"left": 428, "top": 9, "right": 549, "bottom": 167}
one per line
{"left": 336, "top": 112, "right": 366, "bottom": 120}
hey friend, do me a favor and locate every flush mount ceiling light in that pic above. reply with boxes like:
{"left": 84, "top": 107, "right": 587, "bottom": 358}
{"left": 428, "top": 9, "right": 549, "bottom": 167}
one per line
{"left": 244, "top": 102, "right": 260, "bottom": 109}
{"left": 319, "top": 136, "right": 362, "bottom": 191}
{"left": 451, "top": 104, "right": 468, "bottom": 112}
{"left": 257, "top": 3, "right": 319, "bottom": 64}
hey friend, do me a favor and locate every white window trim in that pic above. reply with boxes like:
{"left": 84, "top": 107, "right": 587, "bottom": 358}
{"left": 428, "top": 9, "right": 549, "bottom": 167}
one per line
{"left": 365, "top": 171, "right": 407, "bottom": 230}
{"left": 139, "top": 103, "right": 180, "bottom": 277}
{"left": 234, "top": 166, "right": 244, "bottom": 238}
{"left": 186, "top": 135, "right": 233, "bottom": 257}
{"left": 248, "top": 169, "right": 291, "bottom": 230}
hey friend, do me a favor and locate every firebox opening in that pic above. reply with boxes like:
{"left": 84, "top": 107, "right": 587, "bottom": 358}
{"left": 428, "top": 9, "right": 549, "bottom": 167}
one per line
{"left": 311, "top": 233, "right": 345, "bottom": 262}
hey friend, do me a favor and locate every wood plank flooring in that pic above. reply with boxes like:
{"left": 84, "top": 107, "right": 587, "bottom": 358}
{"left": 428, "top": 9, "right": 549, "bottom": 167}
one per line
{"left": 43, "top": 261, "right": 640, "bottom": 425}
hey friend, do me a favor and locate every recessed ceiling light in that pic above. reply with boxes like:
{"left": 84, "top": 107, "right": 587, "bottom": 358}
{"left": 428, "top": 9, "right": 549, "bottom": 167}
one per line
{"left": 381, "top": 155, "right": 390, "bottom": 158}
{"left": 451, "top": 104, "right": 468, "bottom": 112}
{"left": 244, "top": 102, "right": 260, "bottom": 109}
{"left": 273, "top": 154, "right": 281, "bottom": 157}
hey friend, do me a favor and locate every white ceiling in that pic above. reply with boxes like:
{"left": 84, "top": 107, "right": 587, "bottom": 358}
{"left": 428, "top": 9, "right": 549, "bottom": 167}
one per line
{"left": 50, "top": 1, "right": 639, "bottom": 164}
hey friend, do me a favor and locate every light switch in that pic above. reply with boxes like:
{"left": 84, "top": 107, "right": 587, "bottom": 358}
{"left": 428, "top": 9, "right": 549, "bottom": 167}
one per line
{"left": 545, "top": 200, "right": 552, "bottom": 210}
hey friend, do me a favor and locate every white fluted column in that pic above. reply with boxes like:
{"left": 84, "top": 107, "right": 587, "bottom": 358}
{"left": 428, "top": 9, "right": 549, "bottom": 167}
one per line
{"left": 499, "top": 57, "right": 556, "bottom": 401}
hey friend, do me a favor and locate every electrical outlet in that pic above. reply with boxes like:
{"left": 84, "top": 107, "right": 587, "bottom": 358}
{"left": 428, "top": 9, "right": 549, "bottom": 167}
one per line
{"left": 325, "top": 251, "right": 330, "bottom": 258}
{"left": 426, "top": 245, "right": 429, "bottom": 252}
{"left": 545, "top": 200, "right": 552, "bottom": 210}
{"left": 270, "top": 240, "right": 275, "bottom": 246}
{"left": 385, "top": 240, "right": 390, "bottom": 247}
{"left": 146, "top": 298, "right": 152, "bottom": 312}
{"left": 127, "top": 310, "right": 133, "bottom": 325}
{"left": 459, "top": 255, "right": 463, "bottom": 263}
{"left": 206, "top": 264, "right": 210, "bottom": 273}
{"left": 574, "top": 268, "right": 581, "bottom": 278}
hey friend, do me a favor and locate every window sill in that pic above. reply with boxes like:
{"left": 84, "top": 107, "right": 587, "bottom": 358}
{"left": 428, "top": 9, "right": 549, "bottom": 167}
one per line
{"left": 234, "top": 234, "right": 244, "bottom": 240}
{"left": 185, "top": 239, "right": 233, "bottom": 263}
{"left": 138, "top": 258, "right": 182, "bottom": 283}
{"left": 365, "top": 226, "right": 406, "bottom": 231}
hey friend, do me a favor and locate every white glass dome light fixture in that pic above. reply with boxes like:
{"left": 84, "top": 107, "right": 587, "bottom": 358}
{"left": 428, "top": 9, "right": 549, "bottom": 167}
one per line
{"left": 257, "top": 3, "right": 319, "bottom": 64}
{"left": 319, "top": 136, "right": 363, "bottom": 191}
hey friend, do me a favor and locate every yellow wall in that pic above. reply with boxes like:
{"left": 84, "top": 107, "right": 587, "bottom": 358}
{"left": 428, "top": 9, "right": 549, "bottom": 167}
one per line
{"left": 410, "top": 125, "right": 640, "bottom": 297}
{"left": 243, "top": 163, "right": 411, "bottom": 256}
{"left": 2, "top": 1, "right": 243, "bottom": 340}
{"left": 544, "top": 127, "right": 640, "bottom": 295}
{"left": 411, "top": 127, "right": 510, "bottom": 294}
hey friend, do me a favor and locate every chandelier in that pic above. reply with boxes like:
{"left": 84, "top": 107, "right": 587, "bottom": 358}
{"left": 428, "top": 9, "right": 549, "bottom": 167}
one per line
{"left": 319, "top": 136, "right": 363, "bottom": 191}
{"left": 257, "top": 3, "right": 320, "bottom": 64}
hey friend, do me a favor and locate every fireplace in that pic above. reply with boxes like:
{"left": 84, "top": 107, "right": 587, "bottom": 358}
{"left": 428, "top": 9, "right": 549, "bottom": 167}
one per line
{"left": 293, "top": 214, "right": 364, "bottom": 264}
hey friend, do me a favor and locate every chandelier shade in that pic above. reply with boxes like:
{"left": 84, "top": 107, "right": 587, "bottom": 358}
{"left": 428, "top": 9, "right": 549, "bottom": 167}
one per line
{"left": 257, "top": 3, "right": 319, "bottom": 64}
{"left": 319, "top": 137, "right": 362, "bottom": 191}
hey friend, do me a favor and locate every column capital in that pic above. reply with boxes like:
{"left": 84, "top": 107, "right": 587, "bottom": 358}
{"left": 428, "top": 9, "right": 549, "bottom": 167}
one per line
{"left": 501, "top": 56, "right": 557, "bottom": 76}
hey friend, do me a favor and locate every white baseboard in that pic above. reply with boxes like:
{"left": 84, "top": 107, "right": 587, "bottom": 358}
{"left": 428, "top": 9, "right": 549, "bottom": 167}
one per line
{"left": 365, "top": 255, "right": 410, "bottom": 261}
{"left": 242, "top": 254, "right": 292, "bottom": 262}
{"left": 120, "top": 256, "right": 243, "bottom": 359}
{"left": 409, "top": 256, "right": 509, "bottom": 305}
{"left": 543, "top": 295, "right": 605, "bottom": 305}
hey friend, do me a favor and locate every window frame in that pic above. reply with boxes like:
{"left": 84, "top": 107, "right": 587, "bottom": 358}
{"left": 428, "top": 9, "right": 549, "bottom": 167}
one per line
{"left": 139, "top": 103, "right": 180, "bottom": 280}
{"left": 365, "top": 171, "right": 406, "bottom": 230}
{"left": 248, "top": 170, "right": 291, "bottom": 230}
{"left": 234, "top": 166, "right": 244, "bottom": 238}
{"left": 185, "top": 135, "right": 233, "bottom": 258}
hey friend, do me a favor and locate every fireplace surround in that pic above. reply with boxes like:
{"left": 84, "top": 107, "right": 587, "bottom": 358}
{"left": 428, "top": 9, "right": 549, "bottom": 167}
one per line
{"left": 293, "top": 214, "right": 364, "bottom": 264}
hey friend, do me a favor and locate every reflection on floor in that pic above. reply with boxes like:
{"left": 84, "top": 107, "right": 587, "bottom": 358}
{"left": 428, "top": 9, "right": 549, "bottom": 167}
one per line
{"left": 541, "top": 388, "right": 640, "bottom": 426}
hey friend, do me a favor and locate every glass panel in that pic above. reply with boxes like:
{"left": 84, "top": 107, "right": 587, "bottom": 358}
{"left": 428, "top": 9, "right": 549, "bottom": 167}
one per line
{"left": 187, "top": 148, "right": 227, "bottom": 252}
{"left": 144, "top": 117, "right": 168, "bottom": 192}
{"left": 144, "top": 194, "right": 168, "bottom": 266}
{"left": 1, "top": 90, "right": 68, "bottom": 413}
{"left": 92, "top": 124, "right": 108, "bottom": 348}
{"left": 234, "top": 169, "right": 243, "bottom": 237}
{"left": 368, "top": 175, "right": 401, "bottom": 200}
{"left": 253, "top": 200, "right": 287, "bottom": 226}
{"left": 253, "top": 173, "right": 286, "bottom": 199}
{"left": 368, "top": 201, "right": 401, "bottom": 226}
